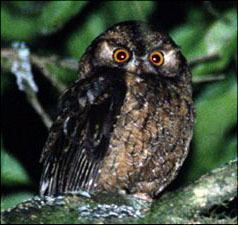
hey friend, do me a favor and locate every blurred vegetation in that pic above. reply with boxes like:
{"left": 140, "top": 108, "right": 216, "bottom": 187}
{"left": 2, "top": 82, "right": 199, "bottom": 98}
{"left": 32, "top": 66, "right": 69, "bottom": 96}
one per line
{"left": 1, "top": 1, "right": 237, "bottom": 210}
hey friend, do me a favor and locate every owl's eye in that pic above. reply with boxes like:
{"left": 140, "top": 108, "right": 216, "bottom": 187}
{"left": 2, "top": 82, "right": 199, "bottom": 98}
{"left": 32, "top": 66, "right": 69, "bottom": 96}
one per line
{"left": 113, "top": 48, "right": 130, "bottom": 63}
{"left": 149, "top": 51, "right": 164, "bottom": 66}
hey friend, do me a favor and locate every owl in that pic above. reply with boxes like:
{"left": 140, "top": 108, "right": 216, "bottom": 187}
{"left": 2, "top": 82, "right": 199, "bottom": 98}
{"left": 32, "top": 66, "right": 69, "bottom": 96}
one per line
{"left": 40, "top": 21, "right": 194, "bottom": 199}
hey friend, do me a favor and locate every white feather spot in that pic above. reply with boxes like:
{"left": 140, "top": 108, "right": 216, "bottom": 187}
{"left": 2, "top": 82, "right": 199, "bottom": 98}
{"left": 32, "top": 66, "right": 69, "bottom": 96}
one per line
{"left": 78, "top": 97, "right": 87, "bottom": 107}
{"left": 87, "top": 90, "right": 95, "bottom": 104}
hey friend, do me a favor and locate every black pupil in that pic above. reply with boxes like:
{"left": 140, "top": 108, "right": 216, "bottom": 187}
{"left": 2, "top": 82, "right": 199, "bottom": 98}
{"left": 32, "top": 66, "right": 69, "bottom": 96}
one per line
{"left": 117, "top": 51, "right": 126, "bottom": 60}
{"left": 152, "top": 54, "right": 161, "bottom": 63}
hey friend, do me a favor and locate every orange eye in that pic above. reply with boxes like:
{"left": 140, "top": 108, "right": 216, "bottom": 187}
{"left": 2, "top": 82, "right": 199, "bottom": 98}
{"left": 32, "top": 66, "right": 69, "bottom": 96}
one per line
{"left": 113, "top": 48, "right": 130, "bottom": 63}
{"left": 149, "top": 51, "right": 164, "bottom": 66}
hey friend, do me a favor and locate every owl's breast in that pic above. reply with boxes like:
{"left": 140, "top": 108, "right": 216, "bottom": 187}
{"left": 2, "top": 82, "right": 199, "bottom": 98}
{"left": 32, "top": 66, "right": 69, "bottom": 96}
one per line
{"left": 96, "top": 73, "right": 194, "bottom": 197}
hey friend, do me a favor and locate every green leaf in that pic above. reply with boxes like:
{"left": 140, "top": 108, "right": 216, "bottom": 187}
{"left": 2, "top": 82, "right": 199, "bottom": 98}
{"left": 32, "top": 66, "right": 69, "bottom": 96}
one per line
{"left": 102, "top": 1, "right": 154, "bottom": 23}
{"left": 1, "top": 7, "right": 38, "bottom": 41}
{"left": 38, "top": 1, "right": 87, "bottom": 35}
{"left": 192, "top": 9, "right": 237, "bottom": 76}
{"left": 4, "top": 1, "right": 45, "bottom": 16}
{"left": 171, "top": 9, "right": 208, "bottom": 59}
{"left": 1, "top": 192, "right": 34, "bottom": 210}
{"left": 219, "top": 136, "right": 237, "bottom": 163}
{"left": 171, "top": 24, "right": 206, "bottom": 59}
{"left": 186, "top": 74, "right": 237, "bottom": 181}
{"left": 1, "top": 148, "right": 31, "bottom": 186}
{"left": 67, "top": 14, "right": 106, "bottom": 58}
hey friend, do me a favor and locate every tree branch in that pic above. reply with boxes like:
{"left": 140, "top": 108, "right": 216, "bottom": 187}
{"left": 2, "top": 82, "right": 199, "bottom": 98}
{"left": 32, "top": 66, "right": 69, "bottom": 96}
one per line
{"left": 25, "top": 88, "right": 52, "bottom": 129}
{"left": 192, "top": 74, "right": 225, "bottom": 84}
{"left": 189, "top": 53, "right": 220, "bottom": 67}
{"left": 140, "top": 158, "right": 237, "bottom": 224}
{"left": 1, "top": 47, "right": 53, "bottom": 129}
{"left": 1, "top": 48, "right": 69, "bottom": 92}
{"left": 1, "top": 159, "right": 237, "bottom": 224}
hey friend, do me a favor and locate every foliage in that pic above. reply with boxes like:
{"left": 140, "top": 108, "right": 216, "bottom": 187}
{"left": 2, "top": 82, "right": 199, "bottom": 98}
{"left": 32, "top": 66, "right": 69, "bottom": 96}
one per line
{"left": 1, "top": 148, "right": 33, "bottom": 210}
{"left": 1, "top": 148, "right": 30, "bottom": 186}
{"left": 1, "top": 1, "right": 237, "bottom": 211}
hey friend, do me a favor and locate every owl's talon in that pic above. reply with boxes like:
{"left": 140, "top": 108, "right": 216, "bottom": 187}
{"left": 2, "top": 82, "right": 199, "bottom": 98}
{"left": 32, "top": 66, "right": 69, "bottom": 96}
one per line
{"left": 132, "top": 193, "right": 153, "bottom": 202}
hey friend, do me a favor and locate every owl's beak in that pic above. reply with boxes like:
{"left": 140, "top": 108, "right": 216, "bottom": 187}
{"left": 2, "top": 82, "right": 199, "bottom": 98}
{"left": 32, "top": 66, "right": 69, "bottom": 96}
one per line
{"left": 126, "top": 60, "right": 144, "bottom": 76}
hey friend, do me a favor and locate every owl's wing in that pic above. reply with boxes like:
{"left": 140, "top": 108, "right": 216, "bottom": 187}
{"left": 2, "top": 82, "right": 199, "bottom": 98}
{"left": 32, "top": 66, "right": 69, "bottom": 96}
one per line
{"left": 40, "top": 72, "right": 126, "bottom": 196}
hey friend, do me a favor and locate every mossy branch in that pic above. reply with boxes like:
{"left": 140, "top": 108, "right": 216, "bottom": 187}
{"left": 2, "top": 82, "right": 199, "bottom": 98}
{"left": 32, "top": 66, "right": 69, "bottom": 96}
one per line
{"left": 139, "top": 158, "right": 237, "bottom": 224}
{"left": 1, "top": 159, "right": 237, "bottom": 224}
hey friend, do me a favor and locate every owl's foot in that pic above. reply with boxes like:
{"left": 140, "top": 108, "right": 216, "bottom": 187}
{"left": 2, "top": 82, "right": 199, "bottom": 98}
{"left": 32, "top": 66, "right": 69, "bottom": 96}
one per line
{"left": 132, "top": 192, "right": 153, "bottom": 202}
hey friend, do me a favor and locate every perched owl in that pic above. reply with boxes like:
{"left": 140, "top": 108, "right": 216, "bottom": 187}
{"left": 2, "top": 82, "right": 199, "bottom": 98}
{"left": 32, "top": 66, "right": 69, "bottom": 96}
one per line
{"left": 40, "top": 21, "right": 194, "bottom": 199}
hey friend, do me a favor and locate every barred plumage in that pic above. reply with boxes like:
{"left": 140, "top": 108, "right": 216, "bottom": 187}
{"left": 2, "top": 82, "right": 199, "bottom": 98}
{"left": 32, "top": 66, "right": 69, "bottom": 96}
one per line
{"left": 40, "top": 21, "right": 194, "bottom": 199}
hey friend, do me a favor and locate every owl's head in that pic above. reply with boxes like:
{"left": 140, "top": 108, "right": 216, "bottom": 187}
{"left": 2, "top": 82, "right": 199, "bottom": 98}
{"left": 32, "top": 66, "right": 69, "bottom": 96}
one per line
{"left": 79, "top": 21, "right": 187, "bottom": 79}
